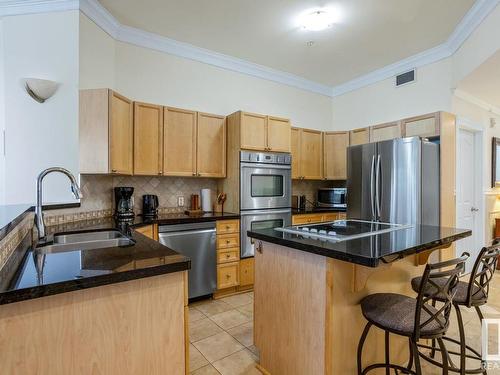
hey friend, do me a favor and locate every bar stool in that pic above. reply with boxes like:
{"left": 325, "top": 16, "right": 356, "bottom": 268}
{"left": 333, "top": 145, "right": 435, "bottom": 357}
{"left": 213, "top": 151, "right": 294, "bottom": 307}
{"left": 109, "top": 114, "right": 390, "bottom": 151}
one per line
{"left": 357, "top": 253, "right": 469, "bottom": 375}
{"left": 411, "top": 245, "right": 500, "bottom": 374}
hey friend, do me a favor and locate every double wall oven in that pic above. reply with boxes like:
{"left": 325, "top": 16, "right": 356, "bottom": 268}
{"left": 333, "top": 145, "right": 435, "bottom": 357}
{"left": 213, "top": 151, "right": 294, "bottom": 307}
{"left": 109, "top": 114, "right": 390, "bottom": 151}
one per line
{"left": 240, "top": 151, "right": 292, "bottom": 258}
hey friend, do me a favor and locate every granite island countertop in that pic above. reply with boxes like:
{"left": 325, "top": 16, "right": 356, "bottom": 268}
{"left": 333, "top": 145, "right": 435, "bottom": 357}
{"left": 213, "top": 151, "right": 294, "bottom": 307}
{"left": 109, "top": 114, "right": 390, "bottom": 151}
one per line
{"left": 0, "top": 217, "right": 191, "bottom": 305}
{"left": 248, "top": 223, "right": 471, "bottom": 267}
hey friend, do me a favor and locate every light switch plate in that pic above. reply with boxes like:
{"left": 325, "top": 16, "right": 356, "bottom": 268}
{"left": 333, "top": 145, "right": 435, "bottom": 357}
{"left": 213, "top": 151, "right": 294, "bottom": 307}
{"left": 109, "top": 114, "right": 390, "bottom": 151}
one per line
{"left": 177, "top": 196, "right": 185, "bottom": 207}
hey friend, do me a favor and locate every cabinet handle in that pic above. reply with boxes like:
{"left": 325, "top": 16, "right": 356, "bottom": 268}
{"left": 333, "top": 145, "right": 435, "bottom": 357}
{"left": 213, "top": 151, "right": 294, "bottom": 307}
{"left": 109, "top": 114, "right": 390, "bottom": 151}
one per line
{"left": 192, "top": 173, "right": 196, "bottom": 176}
{"left": 159, "top": 171, "right": 163, "bottom": 175}
{"left": 226, "top": 240, "right": 231, "bottom": 244}
{"left": 111, "top": 169, "right": 117, "bottom": 173}
{"left": 226, "top": 253, "right": 231, "bottom": 258}
{"left": 226, "top": 274, "right": 231, "bottom": 279}
{"left": 226, "top": 225, "right": 230, "bottom": 230}
{"left": 198, "top": 173, "right": 201, "bottom": 177}
{"left": 256, "top": 241, "right": 263, "bottom": 254}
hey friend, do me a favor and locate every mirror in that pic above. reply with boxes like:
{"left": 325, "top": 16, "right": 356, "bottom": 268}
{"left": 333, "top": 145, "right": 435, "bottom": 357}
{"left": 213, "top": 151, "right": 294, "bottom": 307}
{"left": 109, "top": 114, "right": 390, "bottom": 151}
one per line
{"left": 492, "top": 137, "right": 500, "bottom": 188}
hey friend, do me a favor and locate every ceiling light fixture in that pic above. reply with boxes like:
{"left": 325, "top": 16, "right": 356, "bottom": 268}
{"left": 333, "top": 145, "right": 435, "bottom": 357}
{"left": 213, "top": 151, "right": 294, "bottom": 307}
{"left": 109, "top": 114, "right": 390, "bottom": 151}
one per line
{"left": 299, "top": 9, "right": 337, "bottom": 31}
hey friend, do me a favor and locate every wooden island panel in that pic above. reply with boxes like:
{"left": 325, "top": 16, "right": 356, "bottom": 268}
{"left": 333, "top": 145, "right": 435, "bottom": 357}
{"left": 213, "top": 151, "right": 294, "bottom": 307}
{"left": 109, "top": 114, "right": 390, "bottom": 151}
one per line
{"left": 0, "top": 272, "right": 188, "bottom": 375}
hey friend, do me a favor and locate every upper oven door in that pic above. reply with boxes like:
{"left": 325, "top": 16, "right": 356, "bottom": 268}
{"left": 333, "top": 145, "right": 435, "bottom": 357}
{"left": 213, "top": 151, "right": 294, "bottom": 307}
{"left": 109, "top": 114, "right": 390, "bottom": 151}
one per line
{"left": 240, "top": 163, "right": 291, "bottom": 210}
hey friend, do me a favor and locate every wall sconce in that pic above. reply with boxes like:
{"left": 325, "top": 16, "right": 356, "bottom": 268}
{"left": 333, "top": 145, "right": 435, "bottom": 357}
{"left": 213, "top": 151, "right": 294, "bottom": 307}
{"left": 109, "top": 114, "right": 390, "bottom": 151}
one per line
{"left": 24, "top": 78, "right": 59, "bottom": 103}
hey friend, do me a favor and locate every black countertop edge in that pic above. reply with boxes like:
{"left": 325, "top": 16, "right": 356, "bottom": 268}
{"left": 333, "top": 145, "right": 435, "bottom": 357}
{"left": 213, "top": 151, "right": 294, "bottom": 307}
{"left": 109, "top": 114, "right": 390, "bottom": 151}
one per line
{"left": 291, "top": 208, "right": 346, "bottom": 214}
{"left": 132, "top": 212, "right": 240, "bottom": 227}
{"left": 0, "top": 207, "right": 31, "bottom": 243}
{"left": 27, "top": 202, "right": 81, "bottom": 211}
{"left": 247, "top": 229, "right": 472, "bottom": 268}
{"left": 0, "top": 258, "right": 190, "bottom": 306}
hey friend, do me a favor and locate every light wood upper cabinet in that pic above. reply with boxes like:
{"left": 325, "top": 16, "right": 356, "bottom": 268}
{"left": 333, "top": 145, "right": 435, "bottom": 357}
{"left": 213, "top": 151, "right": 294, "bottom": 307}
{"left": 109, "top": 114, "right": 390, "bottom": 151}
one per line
{"left": 292, "top": 127, "right": 323, "bottom": 180}
{"left": 349, "top": 127, "right": 370, "bottom": 146}
{"left": 197, "top": 112, "right": 226, "bottom": 178}
{"left": 133, "top": 102, "right": 163, "bottom": 176}
{"left": 80, "top": 89, "right": 133, "bottom": 175}
{"left": 300, "top": 129, "right": 323, "bottom": 180}
{"left": 163, "top": 107, "right": 197, "bottom": 176}
{"left": 290, "top": 127, "right": 300, "bottom": 179}
{"left": 370, "top": 121, "right": 402, "bottom": 142}
{"left": 109, "top": 92, "right": 134, "bottom": 174}
{"left": 240, "top": 112, "right": 268, "bottom": 151}
{"left": 323, "top": 131, "right": 349, "bottom": 180}
{"left": 236, "top": 111, "right": 291, "bottom": 152}
{"left": 402, "top": 112, "right": 440, "bottom": 138}
{"left": 267, "top": 116, "right": 291, "bottom": 152}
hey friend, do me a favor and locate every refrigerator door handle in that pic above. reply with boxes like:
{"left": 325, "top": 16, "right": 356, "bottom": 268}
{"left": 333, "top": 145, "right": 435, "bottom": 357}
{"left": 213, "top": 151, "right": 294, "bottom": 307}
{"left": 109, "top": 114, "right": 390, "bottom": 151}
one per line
{"left": 375, "top": 154, "right": 381, "bottom": 220}
{"left": 370, "top": 155, "right": 376, "bottom": 220}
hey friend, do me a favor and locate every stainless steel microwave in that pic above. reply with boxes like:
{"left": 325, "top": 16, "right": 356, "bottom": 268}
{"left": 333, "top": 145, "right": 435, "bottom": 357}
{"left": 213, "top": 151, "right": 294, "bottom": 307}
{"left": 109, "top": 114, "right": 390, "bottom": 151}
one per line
{"left": 317, "top": 188, "right": 347, "bottom": 209}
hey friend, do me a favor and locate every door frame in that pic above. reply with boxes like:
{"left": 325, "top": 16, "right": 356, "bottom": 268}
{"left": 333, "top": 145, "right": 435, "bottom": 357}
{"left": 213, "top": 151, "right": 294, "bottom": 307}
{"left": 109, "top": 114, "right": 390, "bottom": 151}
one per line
{"left": 455, "top": 117, "right": 485, "bottom": 259}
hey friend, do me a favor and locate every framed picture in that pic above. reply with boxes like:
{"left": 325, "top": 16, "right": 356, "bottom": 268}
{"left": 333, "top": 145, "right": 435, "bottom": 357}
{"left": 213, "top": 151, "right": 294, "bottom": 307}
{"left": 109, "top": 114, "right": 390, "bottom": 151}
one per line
{"left": 492, "top": 137, "right": 500, "bottom": 188}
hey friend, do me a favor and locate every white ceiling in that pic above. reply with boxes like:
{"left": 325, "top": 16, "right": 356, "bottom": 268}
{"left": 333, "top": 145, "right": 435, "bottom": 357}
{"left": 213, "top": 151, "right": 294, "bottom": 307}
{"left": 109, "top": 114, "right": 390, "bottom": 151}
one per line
{"left": 458, "top": 49, "right": 500, "bottom": 107}
{"left": 98, "top": 0, "right": 475, "bottom": 87}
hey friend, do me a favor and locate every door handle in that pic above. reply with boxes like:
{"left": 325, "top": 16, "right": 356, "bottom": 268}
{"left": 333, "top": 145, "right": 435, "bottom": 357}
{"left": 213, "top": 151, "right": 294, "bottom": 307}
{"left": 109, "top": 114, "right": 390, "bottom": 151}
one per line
{"left": 375, "top": 155, "right": 381, "bottom": 220}
{"left": 370, "top": 155, "right": 376, "bottom": 220}
{"left": 471, "top": 207, "right": 479, "bottom": 212}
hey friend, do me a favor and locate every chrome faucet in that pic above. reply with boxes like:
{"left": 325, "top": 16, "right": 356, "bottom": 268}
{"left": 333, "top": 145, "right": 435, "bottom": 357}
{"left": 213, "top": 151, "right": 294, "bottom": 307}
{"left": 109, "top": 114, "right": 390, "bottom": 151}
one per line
{"left": 35, "top": 167, "right": 82, "bottom": 241}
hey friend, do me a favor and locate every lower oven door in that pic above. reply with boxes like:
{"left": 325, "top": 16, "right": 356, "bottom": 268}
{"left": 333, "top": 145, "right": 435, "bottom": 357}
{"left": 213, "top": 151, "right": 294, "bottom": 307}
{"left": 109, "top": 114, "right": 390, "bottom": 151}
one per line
{"left": 240, "top": 209, "right": 292, "bottom": 258}
{"left": 240, "top": 163, "right": 291, "bottom": 210}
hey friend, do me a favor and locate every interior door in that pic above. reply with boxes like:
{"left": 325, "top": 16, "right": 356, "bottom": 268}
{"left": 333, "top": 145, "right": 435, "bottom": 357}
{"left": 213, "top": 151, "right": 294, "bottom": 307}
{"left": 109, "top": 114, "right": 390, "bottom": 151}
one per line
{"left": 456, "top": 128, "right": 480, "bottom": 272}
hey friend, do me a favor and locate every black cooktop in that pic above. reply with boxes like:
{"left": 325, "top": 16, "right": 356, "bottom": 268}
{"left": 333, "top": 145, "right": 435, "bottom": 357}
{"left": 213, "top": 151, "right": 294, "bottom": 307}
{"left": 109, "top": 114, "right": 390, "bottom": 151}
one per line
{"left": 296, "top": 220, "right": 397, "bottom": 237}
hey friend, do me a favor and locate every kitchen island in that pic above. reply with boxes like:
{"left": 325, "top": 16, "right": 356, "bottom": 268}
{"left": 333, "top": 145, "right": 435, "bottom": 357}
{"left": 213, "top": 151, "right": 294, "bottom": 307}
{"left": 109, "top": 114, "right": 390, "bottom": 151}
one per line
{"left": 0, "top": 218, "right": 190, "bottom": 375}
{"left": 248, "top": 223, "right": 470, "bottom": 375}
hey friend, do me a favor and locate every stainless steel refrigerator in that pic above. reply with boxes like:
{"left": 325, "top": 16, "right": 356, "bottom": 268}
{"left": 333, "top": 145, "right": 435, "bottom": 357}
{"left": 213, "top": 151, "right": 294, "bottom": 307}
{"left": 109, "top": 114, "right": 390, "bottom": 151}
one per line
{"left": 346, "top": 137, "right": 439, "bottom": 225}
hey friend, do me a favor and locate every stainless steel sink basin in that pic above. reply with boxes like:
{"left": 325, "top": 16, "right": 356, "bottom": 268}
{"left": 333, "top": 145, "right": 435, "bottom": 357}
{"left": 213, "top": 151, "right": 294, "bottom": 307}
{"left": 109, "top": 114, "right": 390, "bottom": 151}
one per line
{"left": 36, "top": 230, "right": 135, "bottom": 254}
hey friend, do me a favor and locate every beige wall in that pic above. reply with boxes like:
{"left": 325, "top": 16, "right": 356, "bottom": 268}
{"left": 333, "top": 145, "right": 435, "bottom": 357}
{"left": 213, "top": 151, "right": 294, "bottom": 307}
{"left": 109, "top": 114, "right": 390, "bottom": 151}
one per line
{"left": 79, "top": 13, "right": 333, "bottom": 131}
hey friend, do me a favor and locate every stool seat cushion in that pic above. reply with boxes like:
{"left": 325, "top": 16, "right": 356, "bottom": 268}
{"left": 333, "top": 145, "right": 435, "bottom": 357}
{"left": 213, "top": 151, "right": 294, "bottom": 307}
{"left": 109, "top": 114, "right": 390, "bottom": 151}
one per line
{"left": 411, "top": 277, "right": 486, "bottom": 305}
{"left": 360, "top": 293, "right": 447, "bottom": 337}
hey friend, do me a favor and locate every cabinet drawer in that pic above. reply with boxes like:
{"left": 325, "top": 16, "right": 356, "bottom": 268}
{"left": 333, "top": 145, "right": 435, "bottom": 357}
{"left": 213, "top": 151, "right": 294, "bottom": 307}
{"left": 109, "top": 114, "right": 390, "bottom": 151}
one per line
{"left": 338, "top": 212, "right": 347, "bottom": 220}
{"left": 322, "top": 213, "right": 338, "bottom": 222}
{"left": 216, "top": 220, "right": 240, "bottom": 234}
{"left": 240, "top": 258, "right": 254, "bottom": 287}
{"left": 217, "top": 262, "right": 240, "bottom": 289}
{"left": 217, "top": 233, "right": 240, "bottom": 249}
{"left": 292, "top": 214, "right": 324, "bottom": 225}
{"left": 217, "top": 248, "right": 240, "bottom": 264}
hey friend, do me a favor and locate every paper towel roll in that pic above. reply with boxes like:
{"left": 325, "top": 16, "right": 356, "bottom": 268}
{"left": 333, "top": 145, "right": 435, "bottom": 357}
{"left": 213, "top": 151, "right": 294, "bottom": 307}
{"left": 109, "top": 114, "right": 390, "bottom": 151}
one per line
{"left": 201, "top": 189, "right": 212, "bottom": 212}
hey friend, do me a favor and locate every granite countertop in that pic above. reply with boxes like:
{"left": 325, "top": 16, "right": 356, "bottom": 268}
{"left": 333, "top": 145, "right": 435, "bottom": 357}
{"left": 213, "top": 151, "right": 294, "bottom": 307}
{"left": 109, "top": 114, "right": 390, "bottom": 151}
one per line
{"left": 0, "top": 204, "right": 32, "bottom": 241}
{"left": 0, "top": 218, "right": 190, "bottom": 305}
{"left": 248, "top": 224, "right": 471, "bottom": 267}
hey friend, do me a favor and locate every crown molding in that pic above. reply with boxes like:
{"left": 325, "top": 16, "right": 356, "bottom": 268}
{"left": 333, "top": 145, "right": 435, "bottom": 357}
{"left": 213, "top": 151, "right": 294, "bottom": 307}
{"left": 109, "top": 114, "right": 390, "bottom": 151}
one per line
{"left": 0, "top": 0, "right": 498, "bottom": 98}
{"left": 454, "top": 89, "right": 500, "bottom": 116}
{"left": 0, "top": 0, "right": 78, "bottom": 17}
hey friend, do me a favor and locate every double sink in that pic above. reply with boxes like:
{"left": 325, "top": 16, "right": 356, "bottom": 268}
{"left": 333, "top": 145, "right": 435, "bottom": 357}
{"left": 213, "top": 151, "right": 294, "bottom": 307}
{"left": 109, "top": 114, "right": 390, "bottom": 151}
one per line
{"left": 36, "top": 230, "right": 135, "bottom": 254}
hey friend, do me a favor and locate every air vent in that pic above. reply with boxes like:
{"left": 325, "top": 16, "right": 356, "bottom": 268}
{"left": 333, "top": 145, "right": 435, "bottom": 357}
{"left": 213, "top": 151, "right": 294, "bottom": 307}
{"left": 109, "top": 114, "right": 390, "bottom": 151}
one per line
{"left": 396, "top": 70, "right": 415, "bottom": 86}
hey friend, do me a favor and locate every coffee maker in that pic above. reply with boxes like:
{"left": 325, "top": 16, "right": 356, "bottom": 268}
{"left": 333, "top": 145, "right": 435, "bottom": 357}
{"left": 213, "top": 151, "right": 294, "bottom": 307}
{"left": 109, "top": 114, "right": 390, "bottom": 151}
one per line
{"left": 142, "top": 194, "right": 159, "bottom": 217}
{"left": 114, "top": 187, "right": 135, "bottom": 219}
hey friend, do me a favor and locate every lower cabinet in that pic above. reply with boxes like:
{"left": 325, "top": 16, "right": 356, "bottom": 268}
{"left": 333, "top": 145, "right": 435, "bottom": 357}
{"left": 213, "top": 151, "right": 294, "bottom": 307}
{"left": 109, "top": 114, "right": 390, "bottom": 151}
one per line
{"left": 239, "top": 258, "right": 254, "bottom": 288}
{"left": 292, "top": 212, "right": 345, "bottom": 225}
{"left": 217, "top": 262, "right": 240, "bottom": 289}
{"left": 134, "top": 224, "right": 158, "bottom": 240}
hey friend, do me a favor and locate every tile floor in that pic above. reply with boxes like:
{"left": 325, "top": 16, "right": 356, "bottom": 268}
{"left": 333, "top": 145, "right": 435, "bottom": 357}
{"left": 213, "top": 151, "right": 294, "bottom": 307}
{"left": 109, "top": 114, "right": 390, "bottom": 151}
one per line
{"left": 189, "top": 275, "right": 500, "bottom": 374}
{"left": 188, "top": 291, "right": 260, "bottom": 375}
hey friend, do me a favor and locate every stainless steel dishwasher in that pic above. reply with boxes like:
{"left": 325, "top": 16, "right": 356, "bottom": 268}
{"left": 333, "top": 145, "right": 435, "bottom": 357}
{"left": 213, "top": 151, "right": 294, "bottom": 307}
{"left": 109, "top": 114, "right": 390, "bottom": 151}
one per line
{"left": 158, "top": 222, "right": 216, "bottom": 299}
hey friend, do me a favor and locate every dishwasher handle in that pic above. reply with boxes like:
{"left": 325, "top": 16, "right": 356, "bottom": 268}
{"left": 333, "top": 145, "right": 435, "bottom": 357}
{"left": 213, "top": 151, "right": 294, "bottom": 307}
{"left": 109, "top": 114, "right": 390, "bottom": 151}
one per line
{"left": 159, "top": 228, "right": 216, "bottom": 237}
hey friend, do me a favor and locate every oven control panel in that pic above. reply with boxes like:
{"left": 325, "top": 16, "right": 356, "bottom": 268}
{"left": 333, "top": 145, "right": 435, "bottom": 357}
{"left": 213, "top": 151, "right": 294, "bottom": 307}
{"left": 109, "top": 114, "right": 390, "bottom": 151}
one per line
{"left": 240, "top": 150, "right": 291, "bottom": 165}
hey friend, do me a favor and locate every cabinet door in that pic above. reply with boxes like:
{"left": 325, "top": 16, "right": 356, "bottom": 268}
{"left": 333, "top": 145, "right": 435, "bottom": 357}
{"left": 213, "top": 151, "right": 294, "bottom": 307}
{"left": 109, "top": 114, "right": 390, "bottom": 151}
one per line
{"left": 402, "top": 112, "right": 440, "bottom": 138}
{"left": 349, "top": 128, "right": 370, "bottom": 146}
{"left": 240, "top": 257, "right": 254, "bottom": 286}
{"left": 370, "top": 122, "right": 401, "bottom": 142}
{"left": 291, "top": 127, "right": 301, "bottom": 179}
{"left": 300, "top": 129, "right": 323, "bottom": 180}
{"left": 197, "top": 112, "right": 226, "bottom": 177}
{"left": 133, "top": 102, "right": 163, "bottom": 175}
{"left": 323, "top": 132, "right": 349, "bottom": 180}
{"left": 109, "top": 91, "right": 133, "bottom": 175}
{"left": 163, "top": 107, "right": 197, "bottom": 176}
{"left": 240, "top": 112, "right": 267, "bottom": 151}
{"left": 217, "top": 262, "right": 240, "bottom": 289}
{"left": 267, "top": 116, "right": 291, "bottom": 152}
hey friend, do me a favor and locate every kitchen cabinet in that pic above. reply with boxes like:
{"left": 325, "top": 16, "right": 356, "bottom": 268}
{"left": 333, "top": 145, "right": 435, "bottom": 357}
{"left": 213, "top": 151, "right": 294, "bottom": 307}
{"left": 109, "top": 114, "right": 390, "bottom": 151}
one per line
{"left": 79, "top": 89, "right": 133, "bottom": 174}
{"left": 292, "top": 212, "right": 342, "bottom": 225}
{"left": 401, "top": 112, "right": 440, "bottom": 138}
{"left": 216, "top": 219, "right": 241, "bottom": 292}
{"left": 163, "top": 107, "right": 197, "bottom": 176}
{"left": 370, "top": 121, "right": 401, "bottom": 142}
{"left": 323, "top": 131, "right": 349, "bottom": 180}
{"left": 163, "top": 108, "right": 226, "bottom": 177}
{"left": 216, "top": 220, "right": 240, "bottom": 234}
{"left": 196, "top": 112, "right": 226, "bottom": 177}
{"left": 291, "top": 127, "right": 323, "bottom": 180}
{"left": 232, "top": 111, "right": 291, "bottom": 152}
{"left": 239, "top": 257, "right": 254, "bottom": 287}
{"left": 133, "top": 102, "right": 163, "bottom": 176}
{"left": 134, "top": 224, "right": 158, "bottom": 241}
{"left": 217, "top": 262, "right": 240, "bottom": 289}
{"left": 349, "top": 127, "right": 370, "bottom": 146}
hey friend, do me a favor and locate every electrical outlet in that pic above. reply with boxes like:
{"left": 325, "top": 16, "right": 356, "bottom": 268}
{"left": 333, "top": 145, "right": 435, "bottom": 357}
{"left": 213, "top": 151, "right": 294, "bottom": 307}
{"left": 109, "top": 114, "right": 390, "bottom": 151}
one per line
{"left": 177, "top": 196, "right": 185, "bottom": 207}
